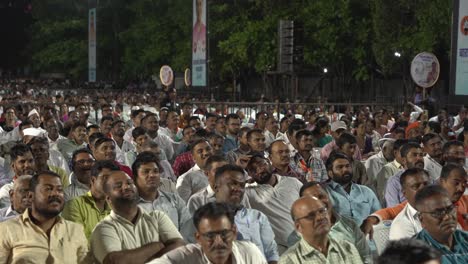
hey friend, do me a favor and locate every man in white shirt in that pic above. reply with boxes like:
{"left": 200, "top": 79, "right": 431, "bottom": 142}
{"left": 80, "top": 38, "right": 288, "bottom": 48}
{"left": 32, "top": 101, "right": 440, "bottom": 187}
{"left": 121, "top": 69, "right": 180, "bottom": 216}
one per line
{"left": 245, "top": 154, "right": 303, "bottom": 254}
{"left": 0, "top": 175, "right": 31, "bottom": 222}
{"left": 141, "top": 113, "right": 174, "bottom": 161}
{"left": 263, "top": 116, "right": 282, "bottom": 148}
{"left": 148, "top": 202, "right": 267, "bottom": 264}
{"left": 278, "top": 119, "right": 306, "bottom": 158}
{"left": 389, "top": 168, "right": 430, "bottom": 240}
{"left": 365, "top": 138, "right": 395, "bottom": 189}
{"left": 176, "top": 139, "right": 213, "bottom": 202}
{"left": 187, "top": 155, "right": 228, "bottom": 214}
{"left": 422, "top": 133, "right": 443, "bottom": 182}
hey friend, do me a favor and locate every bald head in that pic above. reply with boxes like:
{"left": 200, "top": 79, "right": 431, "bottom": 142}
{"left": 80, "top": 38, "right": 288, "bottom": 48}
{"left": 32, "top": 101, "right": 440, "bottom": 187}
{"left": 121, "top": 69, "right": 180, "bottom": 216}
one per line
{"left": 291, "top": 195, "right": 331, "bottom": 240}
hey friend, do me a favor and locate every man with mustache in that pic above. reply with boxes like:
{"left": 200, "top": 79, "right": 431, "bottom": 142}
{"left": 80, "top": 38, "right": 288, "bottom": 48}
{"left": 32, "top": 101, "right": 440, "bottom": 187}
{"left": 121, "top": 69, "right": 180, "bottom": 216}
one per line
{"left": 422, "top": 133, "right": 443, "bottom": 181}
{"left": 442, "top": 141, "right": 466, "bottom": 168}
{"left": 222, "top": 113, "right": 241, "bottom": 153}
{"left": 287, "top": 182, "right": 371, "bottom": 263}
{"left": 62, "top": 161, "right": 116, "bottom": 241}
{"left": 133, "top": 152, "right": 193, "bottom": 241}
{"left": 0, "top": 171, "right": 89, "bottom": 263}
{"left": 141, "top": 113, "right": 175, "bottom": 161}
{"left": 0, "top": 143, "right": 36, "bottom": 208}
{"left": 385, "top": 142, "right": 425, "bottom": 207}
{"left": 269, "top": 140, "right": 305, "bottom": 183}
{"left": 64, "top": 148, "right": 96, "bottom": 201}
{"left": 91, "top": 170, "right": 185, "bottom": 264}
{"left": 439, "top": 163, "right": 467, "bottom": 230}
{"left": 214, "top": 164, "right": 279, "bottom": 263}
{"left": 389, "top": 168, "right": 430, "bottom": 240}
{"left": 280, "top": 195, "right": 363, "bottom": 263}
{"left": 110, "top": 120, "right": 135, "bottom": 167}
{"left": 148, "top": 202, "right": 267, "bottom": 264}
{"left": 245, "top": 155, "right": 302, "bottom": 254}
{"left": 414, "top": 185, "right": 468, "bottom": 263}
{"left": 293, "top": 129, "right": 328, "bottom": 182}
{"left": 176, "top": 139, "right": 213, "bottom": 202}
{"left": 0, "top": 175, "right": 32, "bottom": 222}
{"left": 92, "top": 137, "right": 133, "bottom": 178}
{"left": 57, "top": 122, "right": 87, "bottom": 163}
{"left": 336, "top": 132, "right": 368, "bottom": 185}
{"left": 324, "top": 152, "right": 381, "bottom": 225}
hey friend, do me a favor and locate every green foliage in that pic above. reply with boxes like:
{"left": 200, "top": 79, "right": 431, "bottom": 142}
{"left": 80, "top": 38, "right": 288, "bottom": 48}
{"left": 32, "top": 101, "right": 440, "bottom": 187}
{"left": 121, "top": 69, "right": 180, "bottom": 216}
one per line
{"left": 27, "top": 0, "right": 452, "bottom": 84}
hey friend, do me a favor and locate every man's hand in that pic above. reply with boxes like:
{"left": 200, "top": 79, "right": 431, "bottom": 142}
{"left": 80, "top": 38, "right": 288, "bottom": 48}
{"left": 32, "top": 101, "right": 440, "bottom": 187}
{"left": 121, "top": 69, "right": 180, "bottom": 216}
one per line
{"left": 236, "top": 154, "right": 252, "bottom": 169}
{"left": 360, "top": 216, "right": 379, "bottom": 240}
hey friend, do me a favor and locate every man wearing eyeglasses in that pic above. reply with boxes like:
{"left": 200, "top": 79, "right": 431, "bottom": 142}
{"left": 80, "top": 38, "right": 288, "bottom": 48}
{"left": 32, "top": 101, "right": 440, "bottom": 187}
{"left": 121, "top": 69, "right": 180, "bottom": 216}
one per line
{"left": 64, "top": 148, "right": 95, "bottom": 201}
{"left": 415, "top": 185, "right": 468, "bottom": 264}
{"left": 287, "top": 182, "right": 371, "bottom": 263}
{"left": 389, "top": 168, "right": 430, "bottom": 240}
{"left": 148, "top": 202, "right": 267, "bottom": 264}
{"left": 280, "top": 195, "right": 363, "bottom": 263}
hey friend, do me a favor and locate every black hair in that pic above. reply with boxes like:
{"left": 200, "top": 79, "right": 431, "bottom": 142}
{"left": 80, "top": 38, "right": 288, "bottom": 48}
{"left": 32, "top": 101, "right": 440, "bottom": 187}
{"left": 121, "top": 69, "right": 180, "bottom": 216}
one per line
{"left": 426, "top": 121, "right": 441, "bottom": 134}
{"left": 193, "top": 202, "right": 236, "bottom": 230}
{"left": 131, "top": 109, "right": 145, "bottom": 119}
{"left": 400, "top": 142, "right": 422, "bottom": 158}
{"left": 19, "top": 119, "right": 33, "bottom": 130}
{"left": 421, "top": 133, "right": 441, "bottom": 145}
{"left": 205, "top": 113, "right": 218, "bottom": 120}
{"left": 90, "top": 160, "right": 119, "bottom": 179}
{"left": 325, "top": 151, "right": 350, "bottom": 171}
{"left": 86, "top": 124, "right": 100, "bottom": 133}
{"left": 299, "top": 181, "right": 320, "bottom": 197}
{"left": 246, "top": 128, "right": 264, "bottom": 141}
{"left": 94, "top": 137, "right": 114, "bottom": 149}
{"left": 442, "top": 140, "right": 464, "bottom": 154}
{"left": 88, "top": 132, "right": 106, "bottom": 148}
{"left": 11, "top": 143, "right": 32, "bottom": 162}
{"left": 246, "top": 154, "right": 268, "bottom": 172}
{"left": 111, "top": 119, "right": 125, "bottom": 128}
{"left": 214, "top": 164, "right": 244, "bottom": 183}
{"left": 287, "top": 118, "right": 306, "bottom": 136}
{"left": 70, "top": 148, "right": 93, "bottom": 171}
{"left": 255, "top": 111, "right": 267, "bottom": 120}
{"left": 27, "top": 136, "right": 49, "bottom": 147}
{"left": 205, "top": 155, "right": 227, "bottom": 171}
{"left": 393, "top": 139, "right": 408, "bottom": 151}
{"left": 100, "top": 116, "right": 114, "bottom": 124}
{"left": 225, "top": 113, "right": 240, "bottom": 124}
{"left": 295, "top": 129, "right": 314, "bottom": 142}
{"left": 132, "top": 151, "right": 164, "bottom": 179}
{"left": 190, "top": 139, "right": 209, "bottom": 154}
{"left": 132, "top": 126, "right": 147, "bottom": 139}
{"left": 399, "top": 168, "right": 428, "bottom": 187}
{"left": 239, "top": 127, "right": 252, "bottom": 138}
{"left": 440, "top": 163, "right": 466, "bottom": 180}
{"left": 336, "top": 132, "right": 357, "bottom": 148}
{"left": 377, "top": 238, "right": 441, "bottom": 264}
{"left": 30, "top": 170, "right": 62, "bottom": 192}
{"left": 188, "top": 116, "right": 200, "bottom": 122}
{"left": 414, "top": 185, "right": 449, "bottom": 211}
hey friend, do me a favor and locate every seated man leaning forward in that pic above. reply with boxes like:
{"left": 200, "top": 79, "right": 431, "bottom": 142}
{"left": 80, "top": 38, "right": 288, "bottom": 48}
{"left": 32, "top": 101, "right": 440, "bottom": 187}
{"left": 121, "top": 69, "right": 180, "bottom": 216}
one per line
{"left": 91, "top": 169, "right": 185, "bottom": 264}
{"left": 148, "top": 202, "right": 268, "bottom": 264}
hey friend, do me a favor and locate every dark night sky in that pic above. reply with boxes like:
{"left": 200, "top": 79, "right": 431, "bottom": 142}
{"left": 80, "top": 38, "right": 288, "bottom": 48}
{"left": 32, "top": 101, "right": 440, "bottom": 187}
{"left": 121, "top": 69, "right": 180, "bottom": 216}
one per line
{"left": 0, "top": 0, "right": 32, "bottom": 72}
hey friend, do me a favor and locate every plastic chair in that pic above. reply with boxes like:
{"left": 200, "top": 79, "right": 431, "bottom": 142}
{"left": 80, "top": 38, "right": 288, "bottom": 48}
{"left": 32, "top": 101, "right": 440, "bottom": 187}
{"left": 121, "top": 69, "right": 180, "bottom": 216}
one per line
{"left": 372, "top": 220, "right": 392, "bottom": 255}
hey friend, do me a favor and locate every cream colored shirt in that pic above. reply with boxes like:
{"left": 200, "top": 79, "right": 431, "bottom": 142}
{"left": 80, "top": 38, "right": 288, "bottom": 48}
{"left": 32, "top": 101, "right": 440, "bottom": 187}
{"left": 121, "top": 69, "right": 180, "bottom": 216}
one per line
{"left": 91, "top": 208, "right": 182, "bottom": 263}
{"left": 0, "top": 209, "right": 89, "bottom": 264}
{"left": 147, "top": 240, "right": 267, "bottom": 264}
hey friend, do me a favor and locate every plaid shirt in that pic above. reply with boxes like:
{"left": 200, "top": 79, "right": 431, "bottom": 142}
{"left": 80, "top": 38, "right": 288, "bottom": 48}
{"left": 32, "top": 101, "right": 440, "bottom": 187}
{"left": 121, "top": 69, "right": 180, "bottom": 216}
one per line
{"left": 172, "top": 151, "right": 195, "bottom": 177}
{"left": 272, "top": 165, "right": 306, "bottom": 184}
{"left": 293, "top": 152, "right": 328, "bottom": 183}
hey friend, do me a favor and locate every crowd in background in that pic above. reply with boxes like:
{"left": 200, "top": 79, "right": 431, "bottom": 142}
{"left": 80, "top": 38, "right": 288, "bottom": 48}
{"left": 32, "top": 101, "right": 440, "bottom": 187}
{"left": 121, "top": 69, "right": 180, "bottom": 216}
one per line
{"left": 0, "top": 80, "right": 466, "bottom": 264}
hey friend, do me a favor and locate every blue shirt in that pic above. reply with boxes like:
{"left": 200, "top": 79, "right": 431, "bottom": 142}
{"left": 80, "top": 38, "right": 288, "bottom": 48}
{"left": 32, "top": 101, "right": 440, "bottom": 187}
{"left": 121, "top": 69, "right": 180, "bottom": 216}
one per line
{"left": 223, "top": 134, "right": 238, "bottom": 153}
{"left": 384, "top": 170, "right": 406, "bottom": 207}
{"left": 415, "top": 229, "right": 468, "bottom": 264}
{"left": 235, "top": 207, "right": 279, "bottom": 262}
{"left": 325, "top": 181, "right": 381, "bottom": 225}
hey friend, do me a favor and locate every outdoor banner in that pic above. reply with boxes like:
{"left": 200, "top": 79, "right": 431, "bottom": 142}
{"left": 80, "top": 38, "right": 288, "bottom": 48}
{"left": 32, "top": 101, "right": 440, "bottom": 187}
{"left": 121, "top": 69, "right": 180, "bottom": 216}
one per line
{"left": 192, "top": 0, "right": 207, "bottom": 87}
{"left": 453, "top": 0, "right": 468, "bottom": 95}
{"left": 410, "top": 52, "right": 440, "bottom": 88}
{"left": 89, "top": 8, "right": 97, "bottom": 82}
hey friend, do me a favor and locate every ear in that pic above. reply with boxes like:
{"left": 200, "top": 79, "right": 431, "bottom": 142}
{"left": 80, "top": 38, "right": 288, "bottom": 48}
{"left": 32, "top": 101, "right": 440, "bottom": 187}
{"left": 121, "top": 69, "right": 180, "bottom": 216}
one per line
{"left": 195, "top": 231, "right": 201, "bottom": 244}
{"left": 327, "top": 170, "right": 333, "bottom": 178}
{"left": 9, "top": 189, "right": 14, "bottom": 200}
{"left": 294, "top": 221, "right": 302, "bottom": 233}
{"left": 28, "top": 191, "right": 34, "bottom": 201}
{"left": 231, "top": 224, "right": 238, "bottom": 237}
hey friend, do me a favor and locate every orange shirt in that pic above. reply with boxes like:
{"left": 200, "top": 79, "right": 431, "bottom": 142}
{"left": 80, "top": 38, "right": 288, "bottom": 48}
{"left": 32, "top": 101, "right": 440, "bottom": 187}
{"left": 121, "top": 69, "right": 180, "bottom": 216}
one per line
{"left": 455, "top": 195, "right": 468, "bottom": 231}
